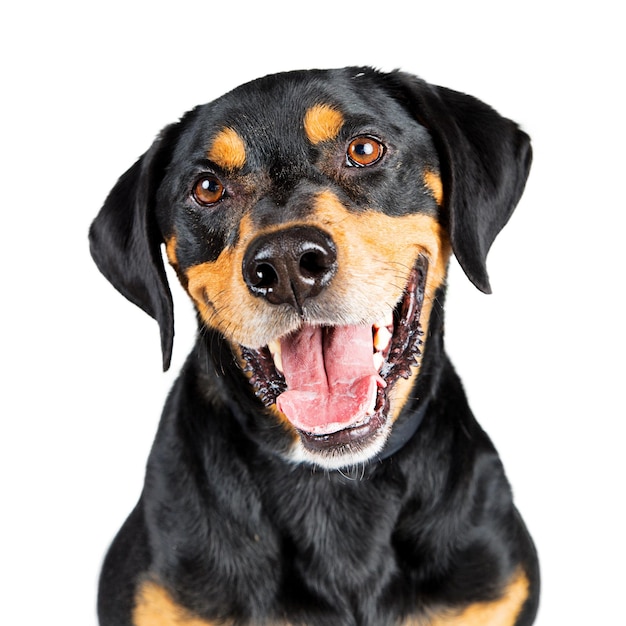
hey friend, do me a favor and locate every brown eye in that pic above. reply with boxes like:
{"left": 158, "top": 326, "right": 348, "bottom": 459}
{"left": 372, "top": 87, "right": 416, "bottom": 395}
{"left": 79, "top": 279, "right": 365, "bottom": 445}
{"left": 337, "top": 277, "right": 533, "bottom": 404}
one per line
{"left": 193, "top": 175, "right": 225, "bottom": 206}
{"left": 346, "top": 136, "right": 385, "bottom": 167}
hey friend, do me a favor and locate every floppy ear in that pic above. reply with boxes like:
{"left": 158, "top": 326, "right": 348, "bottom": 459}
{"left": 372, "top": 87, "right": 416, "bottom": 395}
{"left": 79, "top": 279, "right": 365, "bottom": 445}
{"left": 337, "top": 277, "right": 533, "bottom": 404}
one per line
{"left": 89, "top": 126, "right": 178, "bottom": 370}
{"left": 382, "top": 71, "right": 532, "bottom": 293}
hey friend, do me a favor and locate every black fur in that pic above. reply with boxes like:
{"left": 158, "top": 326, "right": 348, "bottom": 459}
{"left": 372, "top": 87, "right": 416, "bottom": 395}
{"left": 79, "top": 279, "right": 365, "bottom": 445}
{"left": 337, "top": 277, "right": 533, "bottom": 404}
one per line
{"left": 90, "top": 67, "right": 539, "bottom": 625}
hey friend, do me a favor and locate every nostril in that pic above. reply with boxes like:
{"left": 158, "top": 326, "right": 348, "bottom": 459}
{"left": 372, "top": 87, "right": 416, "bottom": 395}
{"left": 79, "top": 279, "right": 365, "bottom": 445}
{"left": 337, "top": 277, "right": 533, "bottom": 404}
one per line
{"left": 299, "top": 249, "right": 332, "bottom": 279}
{"left": 252, "top": 262, "right": 279, "bottom": 289}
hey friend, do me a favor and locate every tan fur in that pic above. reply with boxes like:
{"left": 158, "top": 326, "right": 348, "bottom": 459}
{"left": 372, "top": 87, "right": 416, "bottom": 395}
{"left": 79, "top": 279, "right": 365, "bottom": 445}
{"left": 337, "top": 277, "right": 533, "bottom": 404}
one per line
{"left": 208, "top": 127, "right": 247, "bottom": 171}
{"left": 403, "top": 570, "right": 530, "bottom": 626}
{"left": 423, "top": 170, "right": 444, "bottom": 206}
{"left": 165, "top": 235, "right": 179, "bottom": 270}
{"left": 303, "top": 104, "right": 344, "bottom": 144}
{"left": 133, "top": 580, "right": 297, "bottom": 626}
{"left": 133, "top": 581, "right": 217, "bottom": 626}
{"left": 133, "top": 569, "right": 528, "bottom": 626}
{"left": 184, "top": 191, "right": 448, "bottom": 350}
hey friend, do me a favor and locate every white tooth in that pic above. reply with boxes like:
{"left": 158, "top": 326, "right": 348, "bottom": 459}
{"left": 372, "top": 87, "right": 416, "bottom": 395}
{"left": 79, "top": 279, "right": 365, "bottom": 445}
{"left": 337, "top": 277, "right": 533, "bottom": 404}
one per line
{"left": 373, "top": 312, "right": 394, "bottom": 332}
{"left": 268, "top": 340, "right": 283, "bottom": 374}
{"left": 373, "top": 326, "right": 393, "bottom": 352}
{"left": 373, "top": 351, "right": 385, "bottom": 372}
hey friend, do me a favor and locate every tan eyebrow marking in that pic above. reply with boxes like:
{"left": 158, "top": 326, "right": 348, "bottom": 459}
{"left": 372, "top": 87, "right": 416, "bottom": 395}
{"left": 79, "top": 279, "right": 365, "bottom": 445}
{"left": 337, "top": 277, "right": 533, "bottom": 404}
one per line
{"left": 304, "top": 104, "right": 344, "bottom": 144}
{"left": 207, "top": 127, "right": 246, "bottom": 171}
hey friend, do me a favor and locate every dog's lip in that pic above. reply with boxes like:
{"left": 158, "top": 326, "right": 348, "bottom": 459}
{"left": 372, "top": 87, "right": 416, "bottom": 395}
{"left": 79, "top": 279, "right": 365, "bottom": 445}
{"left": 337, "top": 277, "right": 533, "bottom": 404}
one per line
{"left": 240, "top": 255, "right": 427, "bottom": 450}
{"left": 298, "top": 410, "right": 386, "bottom": 450}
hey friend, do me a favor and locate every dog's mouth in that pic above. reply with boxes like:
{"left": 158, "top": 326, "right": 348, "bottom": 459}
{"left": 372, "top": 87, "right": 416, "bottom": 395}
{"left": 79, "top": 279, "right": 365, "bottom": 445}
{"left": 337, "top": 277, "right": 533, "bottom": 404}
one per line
{"left": 240, "top": 256, "right": 427, "bottom": 461}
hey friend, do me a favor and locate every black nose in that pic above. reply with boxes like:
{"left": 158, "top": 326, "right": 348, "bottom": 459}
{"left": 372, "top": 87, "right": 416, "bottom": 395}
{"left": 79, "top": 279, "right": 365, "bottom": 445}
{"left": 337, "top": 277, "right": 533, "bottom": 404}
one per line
{"left": 243, "top": 226, "right": 337, "bottom": 310}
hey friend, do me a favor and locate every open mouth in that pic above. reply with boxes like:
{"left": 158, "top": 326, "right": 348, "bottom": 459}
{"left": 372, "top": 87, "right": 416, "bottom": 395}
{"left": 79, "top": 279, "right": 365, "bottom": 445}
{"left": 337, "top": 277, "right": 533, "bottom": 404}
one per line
{"left": 240, "top": 256, "right": 428, "bottom": 459}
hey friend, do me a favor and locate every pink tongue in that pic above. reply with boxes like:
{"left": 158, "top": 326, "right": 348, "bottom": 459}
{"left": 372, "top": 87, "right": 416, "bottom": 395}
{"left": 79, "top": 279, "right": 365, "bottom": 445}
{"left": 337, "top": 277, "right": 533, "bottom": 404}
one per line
{"left": 276, "top": 325, "right": 385, "bottom": 435}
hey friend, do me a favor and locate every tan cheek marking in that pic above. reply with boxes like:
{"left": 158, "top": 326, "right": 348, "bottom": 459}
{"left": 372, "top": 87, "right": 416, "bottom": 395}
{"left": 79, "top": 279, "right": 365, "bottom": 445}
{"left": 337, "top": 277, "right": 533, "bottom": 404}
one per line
{"left": 185, "top": 246, "right": 243, "bottom": 334}
{"left": 133, "top": 581, "right": 217, "bottom": 626}
{"left": 304, "top": 104, "right": 344, "bottom": 144}
{"left": 165, "top": 235, "right": 179, "bottom": 269}
{"left": 183, "top": 213, "right": 274, "bottom": 346}
{"left": 312, "top": 191, "right": 449, "bottom": 279}
{"left": 313, "top": 191, "right": 451, "bottom": 421}
{"left": 208, "top": 127, "right": 246, "bottom": 171}
{"left": 390, "top": 227, "right": 450, "bottom": 422}
{"left": 402, "top": 570, "right": 530, "bottom": 626}
{"left": 423, "top": 170, "right": 444, "bottom": 206}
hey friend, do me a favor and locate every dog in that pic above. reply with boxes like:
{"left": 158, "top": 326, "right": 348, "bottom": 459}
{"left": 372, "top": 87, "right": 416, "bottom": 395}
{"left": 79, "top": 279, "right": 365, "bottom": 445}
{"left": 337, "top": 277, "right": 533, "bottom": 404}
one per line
{"left": 90, "top": 67, "right": 539, "bottom": 626}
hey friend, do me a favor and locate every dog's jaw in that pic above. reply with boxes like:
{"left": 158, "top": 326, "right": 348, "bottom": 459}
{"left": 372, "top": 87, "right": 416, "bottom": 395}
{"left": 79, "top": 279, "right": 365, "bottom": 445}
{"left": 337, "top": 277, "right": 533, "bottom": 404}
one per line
{"left": 240, "top": 256, "right": 427, "bottom": 469}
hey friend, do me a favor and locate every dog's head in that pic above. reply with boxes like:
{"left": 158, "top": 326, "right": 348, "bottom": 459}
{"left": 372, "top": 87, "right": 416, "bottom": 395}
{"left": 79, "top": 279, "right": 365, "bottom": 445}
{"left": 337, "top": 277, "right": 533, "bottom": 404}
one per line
{"left": 90, "top": 68, "right": 531, "bottom": 469}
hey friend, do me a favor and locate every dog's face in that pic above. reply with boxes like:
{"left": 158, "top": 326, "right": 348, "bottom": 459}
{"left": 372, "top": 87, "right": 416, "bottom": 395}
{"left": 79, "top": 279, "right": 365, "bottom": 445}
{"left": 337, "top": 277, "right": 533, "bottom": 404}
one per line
{"left": 160, "top": 71, "right": 449, "bottom": 467}
{"left": 90, "top": 68, "right": 531, "bottom": 469}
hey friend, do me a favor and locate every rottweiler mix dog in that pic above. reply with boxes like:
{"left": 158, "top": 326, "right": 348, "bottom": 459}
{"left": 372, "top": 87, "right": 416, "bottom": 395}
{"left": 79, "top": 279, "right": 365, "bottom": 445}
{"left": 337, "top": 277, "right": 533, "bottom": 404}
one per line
{"left": 90, "top": 67, "right": 539, "bottom": 625}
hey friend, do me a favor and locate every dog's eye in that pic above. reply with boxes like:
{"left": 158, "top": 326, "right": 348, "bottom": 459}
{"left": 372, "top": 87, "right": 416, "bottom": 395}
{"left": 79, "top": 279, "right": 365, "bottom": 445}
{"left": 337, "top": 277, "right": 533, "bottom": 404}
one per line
{"left": 193, "top": 175, "right": 225, "bottom": 206}
{"left": 346, "top": 136, "right": 385, "bottom": 167}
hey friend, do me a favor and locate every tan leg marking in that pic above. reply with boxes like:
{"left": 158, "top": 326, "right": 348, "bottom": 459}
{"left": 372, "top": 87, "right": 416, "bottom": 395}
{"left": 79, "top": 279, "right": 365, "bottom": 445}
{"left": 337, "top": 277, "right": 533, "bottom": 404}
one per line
{"left": 133, "top": 581, "right": 217, "bottom": 626}
{"left": 304, "top": 104, "right": 344, "bottom": 144}
{"left": 133, "top": 580, "right": 296, "bottom": 626}
{"left": 208, "top": 127, "right": 247, "bottom": 171}
{"left": 134, "top": 571, "right": 527, "bottom": 626}
{"left": 403, "top": 569, "right": 530, "bottom": 626}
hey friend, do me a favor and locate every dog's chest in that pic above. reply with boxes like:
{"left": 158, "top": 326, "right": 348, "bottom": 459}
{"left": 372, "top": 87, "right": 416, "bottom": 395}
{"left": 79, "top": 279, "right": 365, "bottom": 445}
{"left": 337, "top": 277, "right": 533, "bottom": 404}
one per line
{"left": 259, "top": 468, "right": 406, "bottom": 595}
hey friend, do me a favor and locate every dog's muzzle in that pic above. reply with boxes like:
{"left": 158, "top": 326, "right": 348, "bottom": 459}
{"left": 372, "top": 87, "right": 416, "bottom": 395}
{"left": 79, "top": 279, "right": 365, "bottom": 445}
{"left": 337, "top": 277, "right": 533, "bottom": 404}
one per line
{"left": 239, "top": 225, "right": 428, "bottom": 464}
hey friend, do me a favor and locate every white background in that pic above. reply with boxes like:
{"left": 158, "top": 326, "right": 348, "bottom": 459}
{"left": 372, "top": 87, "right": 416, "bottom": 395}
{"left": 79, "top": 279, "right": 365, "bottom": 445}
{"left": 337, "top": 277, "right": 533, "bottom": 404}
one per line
{"left": 1, "top": 1, "right": 624, "bottom": 624}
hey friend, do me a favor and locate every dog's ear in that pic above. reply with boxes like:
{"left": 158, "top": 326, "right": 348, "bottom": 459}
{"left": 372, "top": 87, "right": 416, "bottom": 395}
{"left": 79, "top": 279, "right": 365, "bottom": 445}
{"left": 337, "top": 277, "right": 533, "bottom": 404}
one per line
{"left": 381, "top": 71, "right": 532, "bottom": 293}
{"left": 89, "top": 125, "right": 179, "bottom": 370}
